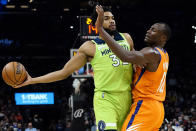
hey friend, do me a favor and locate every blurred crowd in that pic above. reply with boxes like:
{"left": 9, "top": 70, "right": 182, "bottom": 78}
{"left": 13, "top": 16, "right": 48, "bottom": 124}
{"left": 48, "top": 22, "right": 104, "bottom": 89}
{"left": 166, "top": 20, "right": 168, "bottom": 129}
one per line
{"left": 0, "top": 78, "right": 72, "bottom": 131}
{"left": 0, "top": 92, "right": 42, "bottom": 131}
{"left": 159, "top": 73, "right": 196, "bottom": 131}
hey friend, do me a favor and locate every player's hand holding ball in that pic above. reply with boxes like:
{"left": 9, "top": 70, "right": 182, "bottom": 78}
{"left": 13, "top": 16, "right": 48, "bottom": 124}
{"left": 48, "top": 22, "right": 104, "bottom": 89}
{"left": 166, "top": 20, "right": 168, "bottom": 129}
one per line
{"left": 2, "top": 61, "right": 32, "bottom": 88}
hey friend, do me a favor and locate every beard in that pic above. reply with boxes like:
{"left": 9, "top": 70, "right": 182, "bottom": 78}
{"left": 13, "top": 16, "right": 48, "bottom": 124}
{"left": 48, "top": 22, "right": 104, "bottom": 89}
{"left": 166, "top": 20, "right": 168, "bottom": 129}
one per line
{"left": 104, "top": 28, "right": 118, "bottom": 36}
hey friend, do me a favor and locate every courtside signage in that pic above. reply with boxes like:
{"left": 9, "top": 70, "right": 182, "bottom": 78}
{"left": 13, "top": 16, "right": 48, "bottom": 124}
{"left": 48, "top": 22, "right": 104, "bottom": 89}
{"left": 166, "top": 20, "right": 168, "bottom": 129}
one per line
{"left": 15, "top": 92, "right": 54, "bottom": 105}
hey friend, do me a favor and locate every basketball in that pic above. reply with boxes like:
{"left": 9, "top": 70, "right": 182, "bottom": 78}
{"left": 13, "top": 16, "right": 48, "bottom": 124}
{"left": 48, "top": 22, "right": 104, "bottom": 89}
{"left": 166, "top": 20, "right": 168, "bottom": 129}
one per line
{"left": 2, "top": 61, "right": 27, "bottom": 87}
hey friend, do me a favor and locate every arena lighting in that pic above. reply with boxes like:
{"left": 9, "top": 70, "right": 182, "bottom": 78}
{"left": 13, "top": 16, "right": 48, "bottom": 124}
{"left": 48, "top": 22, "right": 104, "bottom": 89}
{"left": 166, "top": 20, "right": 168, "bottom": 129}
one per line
{"left": 192, "top": 26, "right": 196, "bottom": 43}
{"left": 20, "top": 5, "right": 29, "bottom": 8}
{"left": 5, "top": 5, "right": 15, "bottom": 8}
{"left": 70, "top": 26, "right": 74, "bottom": 29}
{"left": 31, "top": 8, "right": 36, "bottom": 11}
{"left": 80, "top": 8, "right": 87, "bottom": 11}
{"left": 194, "top": 34, "right": 196, "bottom": 44}
{"left": 192, "top": 26, "right": 196, "bottom": 30}
{"left": 63, "top": 8, "right": 70, "bottom": 11}
{"left": 195, "top": 37, "right": 196, "bottom": 44}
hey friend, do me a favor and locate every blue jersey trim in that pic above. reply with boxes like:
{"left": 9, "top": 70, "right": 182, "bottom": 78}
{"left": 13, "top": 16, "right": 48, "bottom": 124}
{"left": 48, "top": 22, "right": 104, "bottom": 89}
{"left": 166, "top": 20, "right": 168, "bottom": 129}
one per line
{"left": 126, "top": 100, "right": 143, "bottom": 129}
{"left": 154, "top": 47, "right": 161, "bottom": 62}
{"left": 93, "top": 38, "right": 105, "bottom": 45}
{"left": 114, "top": 33, "right": 124, "bottom": 41}
{"left": 134, "top": 68, "right": 145, "bottom": 86}
{"left": 156, "top": 47, "right": 167, "bottom": 54}
{"left": 93, "top": 33, "right": 124, "bottom": 45}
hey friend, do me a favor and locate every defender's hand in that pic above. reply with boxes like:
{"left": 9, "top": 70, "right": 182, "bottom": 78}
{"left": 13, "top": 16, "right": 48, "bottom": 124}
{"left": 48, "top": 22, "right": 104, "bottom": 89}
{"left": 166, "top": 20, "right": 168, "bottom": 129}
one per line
{"left": 95, "top": 5, "right": 104, "bottom": 30}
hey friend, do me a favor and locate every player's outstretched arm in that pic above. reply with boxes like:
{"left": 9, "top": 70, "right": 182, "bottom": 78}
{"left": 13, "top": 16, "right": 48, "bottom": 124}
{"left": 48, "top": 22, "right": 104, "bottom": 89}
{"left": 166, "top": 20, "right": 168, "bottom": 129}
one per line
{"left": 14, "top": 41, "right": 94, "bottom": 88}
{"left": 95, "top": 5, "right": 157, "bottom": 66}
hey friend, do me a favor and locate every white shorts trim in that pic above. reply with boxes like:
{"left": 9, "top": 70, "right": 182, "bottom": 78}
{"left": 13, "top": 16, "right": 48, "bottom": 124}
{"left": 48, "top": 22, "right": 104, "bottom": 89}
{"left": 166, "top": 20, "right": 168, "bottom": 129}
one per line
{"left": 106, "top": 123, "right": 117, "bottom": 127}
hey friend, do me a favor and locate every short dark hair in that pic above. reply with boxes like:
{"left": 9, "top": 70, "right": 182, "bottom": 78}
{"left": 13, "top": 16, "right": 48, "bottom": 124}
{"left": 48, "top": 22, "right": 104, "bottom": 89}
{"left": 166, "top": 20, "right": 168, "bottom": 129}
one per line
{"left": 91, "top": 6, "right": 112, "bottom": 25}
{"left": 158, "top": 22, "right": 172, "bottom": 40}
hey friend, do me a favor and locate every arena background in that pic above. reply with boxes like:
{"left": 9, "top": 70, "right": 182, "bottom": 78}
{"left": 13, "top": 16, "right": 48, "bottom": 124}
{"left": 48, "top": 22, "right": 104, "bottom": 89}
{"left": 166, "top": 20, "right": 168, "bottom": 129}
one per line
{"left": 0, "top": 0, "right": 196, "bottom": 130}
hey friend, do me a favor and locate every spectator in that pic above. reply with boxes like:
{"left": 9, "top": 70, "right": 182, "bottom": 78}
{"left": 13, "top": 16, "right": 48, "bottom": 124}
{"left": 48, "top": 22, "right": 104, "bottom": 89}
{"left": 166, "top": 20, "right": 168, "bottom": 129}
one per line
{"left": 17, "top": 123, "right": 24, "bottom": 131}
{"left": 15, "top": 112, "right": 23, "bottom": 122}
{"left": 56, "top": 120, "right": 65, "bottom": 131}
{"left": 32, "top": 114, "right": 41, "bottom": 130}
{"left": 25, "top": 122, "right": 37, "bottom": 131}
{"left": 91, "top": 120, "right": 96, "bottom": 131}
{"left": 172, "top": 121, "right": 184, "bottom": 131}
{"left": 65, "top": 120, "right": 71, "bottom": 131}
{"left": 167, "top": 123, "right": 174, "bottom": 131}
{"left": 48, "top": 120, "right": 56, "bottom": 131}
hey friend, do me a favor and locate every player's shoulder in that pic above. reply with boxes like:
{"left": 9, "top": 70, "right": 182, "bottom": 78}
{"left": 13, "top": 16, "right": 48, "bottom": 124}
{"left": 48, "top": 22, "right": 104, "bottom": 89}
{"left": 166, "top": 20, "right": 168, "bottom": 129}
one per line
{"left": 122, "top": 33, "right": 134, "bottom": 49}
{"left": 141, "top": 47, "right": 159, "bottom": 55}
{"left": 122, "top": 33, "right": 132, "bottom": 38}
{"left": 79, "top": 40, "right": 95, "bottom": 56}
{"left": 80, "top": 40, "right": 95, "bottom": 49}
{"left": 141, "top": 47, "right": 160, "bottom": 63}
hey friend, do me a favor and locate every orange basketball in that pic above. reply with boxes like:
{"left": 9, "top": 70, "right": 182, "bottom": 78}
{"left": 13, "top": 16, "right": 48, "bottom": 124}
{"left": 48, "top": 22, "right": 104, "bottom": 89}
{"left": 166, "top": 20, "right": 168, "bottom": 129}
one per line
{"left": 2, "top": 61, "right": 27, "bottom": 87}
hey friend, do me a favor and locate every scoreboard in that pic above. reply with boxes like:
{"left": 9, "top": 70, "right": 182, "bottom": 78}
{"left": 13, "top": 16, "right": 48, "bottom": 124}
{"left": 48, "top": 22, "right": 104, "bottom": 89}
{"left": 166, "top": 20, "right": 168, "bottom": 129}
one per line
{"left": 80, "top": 16, "right": 99, "bottom": 40}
